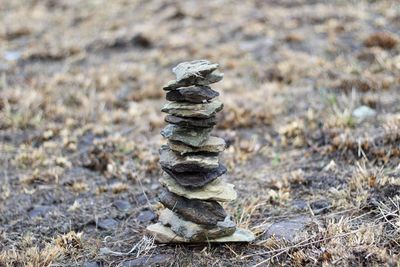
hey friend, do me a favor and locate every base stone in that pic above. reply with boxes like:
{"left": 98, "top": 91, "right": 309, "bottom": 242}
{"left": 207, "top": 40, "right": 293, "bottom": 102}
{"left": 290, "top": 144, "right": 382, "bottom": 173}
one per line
{"left": 146, "top": 223, "right": 255, "bottom": 243}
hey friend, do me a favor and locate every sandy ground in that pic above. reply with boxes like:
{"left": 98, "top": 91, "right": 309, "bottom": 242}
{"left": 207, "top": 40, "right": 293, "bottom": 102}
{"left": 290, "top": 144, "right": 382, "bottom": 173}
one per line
{"left": 1, "top": 0, "right": 400, "bottom": 266}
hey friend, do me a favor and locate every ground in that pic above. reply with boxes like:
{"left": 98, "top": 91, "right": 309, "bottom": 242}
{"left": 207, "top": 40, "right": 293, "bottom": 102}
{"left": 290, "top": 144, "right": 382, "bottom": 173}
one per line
{"left": 1, "top": 0, "right": 400, "bottom": 266}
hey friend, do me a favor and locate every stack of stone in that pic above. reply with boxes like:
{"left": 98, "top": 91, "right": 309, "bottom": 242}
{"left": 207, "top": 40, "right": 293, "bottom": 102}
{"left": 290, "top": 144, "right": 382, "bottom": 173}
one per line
{"left": 147, "top": 60, "right": 255, "bottom": 243}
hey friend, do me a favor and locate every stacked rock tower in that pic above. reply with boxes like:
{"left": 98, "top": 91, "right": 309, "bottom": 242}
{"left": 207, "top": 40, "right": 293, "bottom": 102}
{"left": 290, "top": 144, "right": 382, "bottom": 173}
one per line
{"left": 147, "top": 60, "right": 255, "bottom": 243}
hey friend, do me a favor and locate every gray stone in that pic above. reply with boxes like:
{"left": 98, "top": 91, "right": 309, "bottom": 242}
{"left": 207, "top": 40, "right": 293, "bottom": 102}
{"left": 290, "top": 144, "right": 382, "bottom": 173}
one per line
{"left": 147, "top": 223, "right": 255, "bottom": 243}
{"left": 113, "top": 200, "right": 131, "bottom": 212}
{"left": 159, "top": 145, "right": 219, "bottom": 172}
{"left": 123, "top": 254, "right": 173, "bottom": 267}
{"left": 168, "top": 136, "right": 226, "bottom": 154}
{"left": 352, "top": 105, "right": 376, "bottom": 122}
{"left": 162, "top": 164, "right": 227, "bottom": 188}
{"left": 161, "top": 124, "right": 211, "bottom": 147}
{"left": 310, "top": 199, "right": 331, "bottom": 214}
{"left": 137, "top": 210, "right": 156, "bottom": 223}
{"left": 166, "top": 86, "right": 219, "bottom": 103}
{"left": 28, "top": 205, "right": 52, "bottom": 218}
{"left": 97, "top": 218, "right": 118, "bottom": 230}
{"left": 165, "top": 115, "right": 217, "bottom": 128}
{"left": 265, "top": 216, "right": 318, "bottom": 242}
{"left": 160, "top": 172, "right": 236, "bottom": 202}
{"left": 159, "top": 209, "right": 236, "bottom": 241}
{"left": 163, "top": 72, "right": 224, "bottom": 90}
{"left": 162, "top": 100, "right": 223, "bottom": 119}
{"left": 158, "top": 189, "right": 226, "bottom": 226}
{"left": 173, "top": 60, "right": 219, "bottom": 82}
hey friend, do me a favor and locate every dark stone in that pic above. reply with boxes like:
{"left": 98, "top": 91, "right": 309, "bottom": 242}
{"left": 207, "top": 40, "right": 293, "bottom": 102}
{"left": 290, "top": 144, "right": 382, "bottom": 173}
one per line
{"left": 123, "top": 254, "right": 173, "bottom": 267}
{"left": 310, "top": 199, "right": 331, "bottom": 214}
{"left": 173, "top": 60, "right": 219, "bottom": 82}
{"left": 28, "top": 205, "right": 52, "bottom": 218}
{"left": 161, "top": 124, "right": 211, "bottom": 147}
{"left": 137, "top": 210, "right": 156, "bottom": 223}
{"left": 97, "top": 218, "right": 118, "bottom": 230}
{"left": 165, "top": 115, "right": 217, "bottom": 128}
{"left": 113, "top": 200, "right": 132, "bottom": 212}
{"left": 162, "top": 164, "right": 227, "bottom": 188}
{"left": 158, "top": 189, "right": 227, "bottom": 226}
{"left": 166, "top": 86, "right": 219, "bottom": 103}
{"left": 159, "top": 145, "right": 219, "bottom": 172}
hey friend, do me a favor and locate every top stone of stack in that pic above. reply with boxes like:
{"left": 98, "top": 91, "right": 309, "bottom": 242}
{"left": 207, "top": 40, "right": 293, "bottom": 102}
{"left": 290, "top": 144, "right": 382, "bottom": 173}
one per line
{"left": 163, "top": 60, "right": 224, "bottom": 91}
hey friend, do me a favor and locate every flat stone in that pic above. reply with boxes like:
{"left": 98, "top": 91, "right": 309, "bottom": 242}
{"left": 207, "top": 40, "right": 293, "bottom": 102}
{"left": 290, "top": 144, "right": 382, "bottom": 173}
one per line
{"left": 168, "top": 136, "right": 226, "bottom": 155}
{"left": 160, "top": 172, "right": 236, "bottom": 201}
{"left": 137, "top": 210, "right": 157, "bottom": 223}
{"left": 147, "top": 223, "right": 255, "bottom": 243}
{"left": 163, "top": 72, "right": 224, "bottom": 91}
{"left": 165, "top": 115, "right": 217, "bottom": 128}
{"left": 113, "top": 200, "right": 132, "bottom": 212}
{"left": 162, "top": 164, "right": 227, "bottom": 188}
{"left": 161, "top": 124, "right": 211, "bottom": 147}
{"left": 159, "top": 145, "right": 219, "bottom": 172}
{"left": 158, "top": 189, "right": 226, "bottom": 225}
{"left": 173, "top": 60, "right": 219, "bottom": 82}
{"left": 123, "top": 254, "right": 173, "bottom": 267}
{"left": 166, "top": 86, "right": 219, "bottom": 103}
{"left": 159, "top": 209, "right": 236, "bottom": 241}
{"left": 97, "top": 218, "right": 118, "bottom": 230}
{"left": 265, "top": 216, "right": 318, "bottom": 242}
{"left": 162, "top": 100, "right": 223, "bottom": 119}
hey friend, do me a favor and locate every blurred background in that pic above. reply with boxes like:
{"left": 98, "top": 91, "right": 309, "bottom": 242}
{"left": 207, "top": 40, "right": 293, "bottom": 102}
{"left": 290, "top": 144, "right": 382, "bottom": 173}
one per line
{"left": 1, "top": 0, "right": 399, "bottom": 266}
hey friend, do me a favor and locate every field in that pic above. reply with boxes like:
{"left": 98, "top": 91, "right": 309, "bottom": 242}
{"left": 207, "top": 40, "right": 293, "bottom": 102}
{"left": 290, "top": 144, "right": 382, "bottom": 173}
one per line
{"left": 1, "top": 0, "right": 400, "bottom": 266}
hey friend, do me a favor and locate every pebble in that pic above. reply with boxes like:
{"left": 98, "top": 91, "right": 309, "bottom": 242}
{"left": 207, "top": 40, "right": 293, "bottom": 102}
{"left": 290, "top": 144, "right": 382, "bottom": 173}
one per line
{"left": 352, "top": 105, "right": 376, "bottom": 121}
{"left": 137, "top": 210, "right": 156, "bottom": 223}
{"left": 97, "top": 218, "right": 118, "bottom": 230}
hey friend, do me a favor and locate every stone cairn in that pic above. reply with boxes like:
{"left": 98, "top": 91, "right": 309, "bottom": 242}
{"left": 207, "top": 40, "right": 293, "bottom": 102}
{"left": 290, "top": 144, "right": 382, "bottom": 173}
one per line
{"left": 147, "top": 60, "right": 255, "bottom": 243}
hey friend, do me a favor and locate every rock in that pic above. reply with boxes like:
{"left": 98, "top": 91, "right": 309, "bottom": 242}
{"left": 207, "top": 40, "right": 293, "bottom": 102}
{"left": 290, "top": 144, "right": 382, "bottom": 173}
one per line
{"left": 160, "top": 172, "right": 236, "bottom": 201}
{"left": 161, "top": 100, "right": 223, "bottom": 119}
{"left": 159, "top": 209, "right": 236, "bottom": 241}
{"left": 123, "top": 254, "right": 173, "bottom": 267}
{"left": 28, "top": 205, "right": 52, "bottom": 218}
{"left": 97, "top": 218, "right": 118, "bottom": 230}
{"left": 166, "top": 86, "right": 219, "bottom": 103}
{"left": 165, "top": 115, "right": 217, "bottom": 128}
{"left": 265, "top": 216, "right": 318, "bottom": 242}
{"left": 163, "top": 72, "right": 224, "bottom": 90}
{"left": 159, "top": 146, "right": 219, "bottom": 172}
{"left": 162, "top": 164, "right": 227, "bottom": 188}
{"left": 83, "top": 262, "right": 100, "bottom": 267}
{"left": 310, "top": 199, "right": 331, "bottom": 214}
{"left": 147, "top": 223, "right": 255, "bottom": 243}
{"left": 113, "top": 200, "right": 132, "bottom": 212}
{"left": 168, "top": 136, "right": 226, "bottom": 155}
{"left": 352, "top": 105, "right": 376, "bottom": 122}
{"left": 137, "top": 210, "right": 157, "bottom": 223}
{"left": 158, "top": 189, "right": 226, "bottom": 225}
{"left": 173, "top": 60, "right": 219, "bottom": 82}
{"left": 290, "top": 199, "right": 308, "bottom": 212}
{"left": 161, "top": 124, "right": 211, "bottom": 147}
